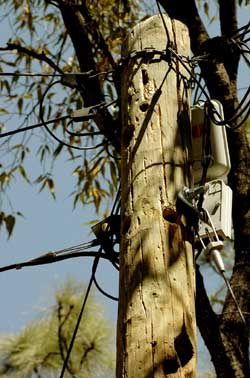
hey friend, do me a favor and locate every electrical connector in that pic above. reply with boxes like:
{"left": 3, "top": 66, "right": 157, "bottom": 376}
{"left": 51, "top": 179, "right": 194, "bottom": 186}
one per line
{"left": 203, "top": 240, "right": 225, "bottom": 272}
{"left": 70, "top": 107, "right": 97, "bottom": 122}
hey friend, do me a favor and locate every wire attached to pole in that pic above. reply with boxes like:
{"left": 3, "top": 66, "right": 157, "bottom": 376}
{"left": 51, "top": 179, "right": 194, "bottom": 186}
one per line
{"left": 58, "top": 251, "right": 100, "bottom": 378}
{"left": 39, "top": 80, "right": 106, "bottom": 151}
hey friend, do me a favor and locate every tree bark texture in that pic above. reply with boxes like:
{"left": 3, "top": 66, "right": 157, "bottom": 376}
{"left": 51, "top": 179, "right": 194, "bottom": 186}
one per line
{"left": 157, "top": 2, "right": 250, "bottom": 377}
{"left": 117, "top": 15, "right": 196, "bottom": 378}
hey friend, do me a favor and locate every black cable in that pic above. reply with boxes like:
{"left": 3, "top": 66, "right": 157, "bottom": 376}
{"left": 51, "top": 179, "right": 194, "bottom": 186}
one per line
{"left": 193, "top": 73, "right": 203, "bottom": 104}
{"left": 0, "top": 250, "right": 119, "bottom": 273}
{"left": 0, "top": 70, "right": 114, "bottom": 79}
{"left": 0, "top": 115, "right": 69, "bottom": 139}
{"left": 39, "top": 80, "right": 105, "bottom": 151}
{"left": 231, "top": 21, "right": 250, "bottom": 39}
{"left": 65, "top": 99, "right": 118, "bottom": 137}
{"left": 0, "top": 72, "right": 65, "bottom": 77}
{"left": 243, "top": 37, "right": 250, "bottom": 44}
{"left": 211, "top": 99, "right": 250, "bottom": 126}
{"left": 104, "top": 142, "right": 121, "bottom": 161}
{"left": 59, "top": 250, "right": 101, "bottom": 378}
{"left": 169, "top": 41, "right": 250, "bottom": 131}
{"left": 58, "top": 186, "right": 122, "bottom": 377}
{"left": 93, "top": 275, "right": 118, "bottom": 301}
{"left": 156, "top": 0, "right": 171, "bottom": 50}
{"left": 208, "top": 86, "right": 250, "bottom": 127}
{"left": 168, "top": 47, "right": 211, "bottom": 102}
{"left": 227, "top": 106, "right": 250, "bottom": 130}
{"left": 65, "top": 120, "right": 102, "bottom": 137}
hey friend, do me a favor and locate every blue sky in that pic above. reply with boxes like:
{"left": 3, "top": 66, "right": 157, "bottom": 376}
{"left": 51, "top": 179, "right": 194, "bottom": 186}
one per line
{"left": 0, "top": 2, "right": 249, "bottom": 376}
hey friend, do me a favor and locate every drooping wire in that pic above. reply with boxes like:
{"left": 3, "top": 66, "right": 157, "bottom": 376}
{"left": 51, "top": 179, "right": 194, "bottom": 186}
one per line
{"left": 168, "top": 47, "right": 211, "bottom": 102}
{"left": 58, "top": 249, "right": 101, "bottom": 378}
{"left": 58, "top": 184, "right": 121, "bottom": 377}
{"left": 93, "top": 275, "right": 118, "bottom": 301}
{"left": 100, "top": 186, "right": 121, "bottom": 273}
{"left": 169, "top": 47, "right": 250, "bottom": 130}
{"left": 231, "top": 21, "right": 250, "bottom": 40}
{"left": 207, "top": 85, "right": 250, "bottom": 128}
{"left": 0, "top": 69, "right": 115, "bottom": 80}
{"left": 65, "top": 121, "right": 102, "bottom": 137}
{"left": 192, "top": 72, "right": 203, "bottom": 104}
{"left": 39, "top": 80, "right": 106, "bottom": 151}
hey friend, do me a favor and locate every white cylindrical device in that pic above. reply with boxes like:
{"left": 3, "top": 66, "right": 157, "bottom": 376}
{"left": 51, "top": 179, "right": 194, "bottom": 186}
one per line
{"left": 191, "top": 100, "right": 231, "bottom": 184}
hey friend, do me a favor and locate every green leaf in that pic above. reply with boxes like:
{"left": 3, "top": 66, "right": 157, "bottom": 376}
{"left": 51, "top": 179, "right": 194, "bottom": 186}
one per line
{"left": 16, "top": 211, "right": 24, "bottom": 218}
{"left": 35, "top": 174, "right": 46, "bottom": 184}
{"left": 17, "top": 97, "right": 23, "bottom": 114}
{"left": 0, "top": 212, "right": 5, "bottom": 229}
{"left": 109, "top": 160, "right": 118, "bottom": 187}
{"left": 0, "top": 108, "right": 9, "bottom": 114}
{"left": 46, "top": 178, "right": 56, "bottom": 199}
{"left": 18, "top": 165, "right": 30, "bottom": 183}
{"left": 204, "top": 2, "right": 209, "bottom": 17}
{"left": 4, "top": 215, "right": 16, "bottom": 239}
{"left": 53, "top": 143, "right": 64, "bottom": 158}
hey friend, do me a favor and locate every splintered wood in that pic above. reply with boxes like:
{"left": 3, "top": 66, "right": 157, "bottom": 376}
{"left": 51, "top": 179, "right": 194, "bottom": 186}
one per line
{"left": 117, "top": 14, "right": 196, "bottom": 378}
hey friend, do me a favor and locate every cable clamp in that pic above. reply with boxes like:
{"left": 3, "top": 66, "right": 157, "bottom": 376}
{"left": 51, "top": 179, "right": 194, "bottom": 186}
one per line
{"left": 71, "top": 107, "right": 97, "bottom": 122}
{"left": 176, "top": 185, "right": 208, "bottom": 221}
{"left": 70, "top": 102, "right": 106, "bottom": 122}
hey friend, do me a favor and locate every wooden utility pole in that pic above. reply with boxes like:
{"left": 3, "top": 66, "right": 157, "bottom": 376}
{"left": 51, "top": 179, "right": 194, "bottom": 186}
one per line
{"left": 117, "top": 14, "right": 196, "bottom": 378}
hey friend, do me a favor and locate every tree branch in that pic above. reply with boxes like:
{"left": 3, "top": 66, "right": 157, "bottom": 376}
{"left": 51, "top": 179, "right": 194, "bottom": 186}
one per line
{"left": 0, "top": 43, "right": 64, "bottom": 73}
{"left": 57, "top": 302, "right": 75, "bottom": 377}
{"left": 196, "top": 266, "right": 235, "bottom": 377}
{"left": 159, "top": 2, "right": 250, "bottom": 375}
{"left": 79, "top": 1, "right": 117, "bottom": 70}
{"left": 219, "top": 0, "right": 238, "bottom": 37}
{"left": 219, "top": 262, "right": 250, "bottom": 376}
{"left": 158, "top": 0, "right": 209, "bottom": 54}
{"left": 79, "top": 342, "right": 95, "bottom": 368}
{"left": 218, "top": 0, "right": 240, "bottom": 81}
{"left": 58, "top": 2, "right": 121, "bottom": 151}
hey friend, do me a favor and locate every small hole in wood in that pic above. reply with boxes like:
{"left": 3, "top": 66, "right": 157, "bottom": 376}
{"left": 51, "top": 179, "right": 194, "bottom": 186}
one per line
{"left": 142, "top": 68, "right": 149, "bottom": 85}
{"left": 139, "top": 101, "right": 149, "bottom": 112}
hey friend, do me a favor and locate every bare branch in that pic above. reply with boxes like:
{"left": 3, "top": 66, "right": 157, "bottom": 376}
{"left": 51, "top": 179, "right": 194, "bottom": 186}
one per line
{"left": 158, "top": 0, "right": 209, "bottom": 54}
{"left": 219, "top": 0, "right": 238, "bottom": 37}
{"left": 0, "top": 43, "right": 64, "bottom": 73}
{"left": 196, "top": 266, "right": 235, "bottom": 377}
{"left": 58, "top": 2, "right": 120, "bottom": 150}
{"left": 57, "top": 303, "right": 75, "bottom": 377}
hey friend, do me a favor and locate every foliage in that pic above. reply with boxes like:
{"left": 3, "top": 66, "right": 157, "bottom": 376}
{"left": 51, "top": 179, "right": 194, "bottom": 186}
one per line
{"left": 0, "top": 0, "right": 140, "bottom": 236}
{"left": 0, "top": 279, "right": 115, "bottom": 378}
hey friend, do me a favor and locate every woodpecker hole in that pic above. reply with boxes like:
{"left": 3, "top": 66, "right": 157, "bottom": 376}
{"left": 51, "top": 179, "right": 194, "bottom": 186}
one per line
{"left": 162, "top": 207, "right": 178, "bottom": 223}
{"left": 139, "top": 101, "right": 149, "bottom": 112}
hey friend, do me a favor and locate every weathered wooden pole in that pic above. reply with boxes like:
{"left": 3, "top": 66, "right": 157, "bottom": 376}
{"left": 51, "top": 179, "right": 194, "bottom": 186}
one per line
{"left": 117, "top": 14, "right": 196, "bottom": 378}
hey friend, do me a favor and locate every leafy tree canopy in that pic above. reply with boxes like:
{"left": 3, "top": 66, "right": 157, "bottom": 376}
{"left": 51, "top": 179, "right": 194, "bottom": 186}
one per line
{"left": 0, "top": 0, "right": 142, "bottom": 237}
{"left": 0, "top": 279, "right": 115, "bottom": 378}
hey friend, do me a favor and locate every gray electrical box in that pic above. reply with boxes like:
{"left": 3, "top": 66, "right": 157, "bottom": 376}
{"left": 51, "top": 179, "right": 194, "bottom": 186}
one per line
{"left": 191, "top": 100, "right": 231, "bottom": 184}
{"left": 199, "top": 179, "right": 232, "bottom": 240}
